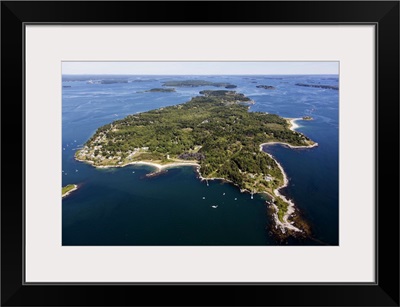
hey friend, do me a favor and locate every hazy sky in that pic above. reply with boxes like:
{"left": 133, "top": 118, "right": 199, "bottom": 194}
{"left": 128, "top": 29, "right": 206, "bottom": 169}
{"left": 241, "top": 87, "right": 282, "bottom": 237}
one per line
{"left": 62, "top": 61, "right": 338, "bottom": 75}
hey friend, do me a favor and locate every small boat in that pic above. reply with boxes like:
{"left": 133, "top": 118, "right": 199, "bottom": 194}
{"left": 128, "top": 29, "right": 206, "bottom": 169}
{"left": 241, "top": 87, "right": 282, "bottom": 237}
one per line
{"left": 211, "top": 205, "right": 218, "bottom": 209}
{"left": 234, "top": 198, "right": 237, "bottom": 201}
{"left": 223, "top": 193, "right": 225, "bottom": 195}
{"left": 202, "top": 197, "right": 205, "bottom": 199}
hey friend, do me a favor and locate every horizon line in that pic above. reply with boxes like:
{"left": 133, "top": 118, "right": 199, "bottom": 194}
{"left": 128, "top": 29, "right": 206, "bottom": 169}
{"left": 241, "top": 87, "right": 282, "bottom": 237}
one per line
{"left": 62, "top": 73, "right": 338, "bottom": 76}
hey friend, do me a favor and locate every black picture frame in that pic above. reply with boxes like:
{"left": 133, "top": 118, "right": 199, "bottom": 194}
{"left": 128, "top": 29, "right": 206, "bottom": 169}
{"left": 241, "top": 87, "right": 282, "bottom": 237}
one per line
{"left": 1, "top": 1, "right": 399, "bottom": 306}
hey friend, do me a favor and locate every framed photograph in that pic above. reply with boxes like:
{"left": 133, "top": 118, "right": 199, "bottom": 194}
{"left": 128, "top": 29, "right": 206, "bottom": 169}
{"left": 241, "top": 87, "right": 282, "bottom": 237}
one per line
{"left": 1, "top": 1, "right": 399, "bottom": 306}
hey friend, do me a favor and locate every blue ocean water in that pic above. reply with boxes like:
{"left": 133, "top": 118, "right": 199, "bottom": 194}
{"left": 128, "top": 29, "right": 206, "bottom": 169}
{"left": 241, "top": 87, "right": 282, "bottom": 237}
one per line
{"left": 62, "top": 75, "right": 338, "bottom": 245}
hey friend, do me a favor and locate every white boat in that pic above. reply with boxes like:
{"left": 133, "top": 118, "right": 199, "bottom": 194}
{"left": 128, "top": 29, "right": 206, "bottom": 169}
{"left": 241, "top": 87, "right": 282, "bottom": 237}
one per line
{"left": 211, "top": 205, "right": 218, "bottom": 208}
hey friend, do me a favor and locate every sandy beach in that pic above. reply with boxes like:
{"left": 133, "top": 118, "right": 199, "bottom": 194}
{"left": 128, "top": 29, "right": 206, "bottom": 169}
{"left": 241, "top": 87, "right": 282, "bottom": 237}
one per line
{"left": 75, "top": 152, "right": 200, "bottom": 171}
{"left": 287, "top": 117, "right": 302, "bottom": 131}
{"left": 132, "top": 161, "right": 200, "bottom": 171}
{"left": 260, "top": 141, "right": 318, "bottom": 150}
{"left": 92, "top": 160, "right": 200, "bottom": 171}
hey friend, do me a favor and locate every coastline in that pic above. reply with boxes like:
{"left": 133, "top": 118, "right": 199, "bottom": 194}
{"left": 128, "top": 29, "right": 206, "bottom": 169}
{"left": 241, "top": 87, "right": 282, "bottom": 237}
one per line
{"left": 259, "top": 117, "right": 318, "bottom": 149}
{"left": 75, "top": 117, "right": 316, "bottom": 235}
{"left": 258, "top": 117, "right": 318, "bottom": 233}
{"left": 62, "top": 184, "right": 78, "bottom": 198}
{"left": 88, "top": 160, "right": 200, "bottom": 171}
{"left": 287, "top": 117, "right": 302, "bottom": 131}
{"left": 260, "top": 141, "right": 318, "bottom": 150}
{"left": 77, "top": 157, "right": 233, "bottom": 182}
{"left": 264, "top": 151, "right": 302, "bottom": 233}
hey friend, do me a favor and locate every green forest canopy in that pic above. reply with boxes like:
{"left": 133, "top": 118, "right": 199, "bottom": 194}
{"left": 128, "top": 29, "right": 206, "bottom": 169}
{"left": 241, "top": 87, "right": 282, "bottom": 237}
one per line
{"left": 76, "top": 90, "right": 314, "bottom": 204}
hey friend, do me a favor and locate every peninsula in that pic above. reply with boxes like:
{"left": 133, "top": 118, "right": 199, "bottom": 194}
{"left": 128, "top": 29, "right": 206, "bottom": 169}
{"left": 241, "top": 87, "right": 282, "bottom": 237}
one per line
{"left": 295, "top": 83, "right": 338, "bottom": 90}
{"left": 145, "top": 88, "right": 176, "bottom": 93}
{"left": 162, "top": 80, "right": 236, "bottom": 89}
{"left": 62, "top": 184, "right": 78, "bottom": 198}
{"left": 75, "top": 90, "right": 317, "bottom": 236}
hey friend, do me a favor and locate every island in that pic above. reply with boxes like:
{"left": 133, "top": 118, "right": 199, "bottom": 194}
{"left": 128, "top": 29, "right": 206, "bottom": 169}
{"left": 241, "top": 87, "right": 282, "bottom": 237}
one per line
{"left": 224, "top": 84, "right": 238, "bottom": 89}
{"left": 162, "top": 80, "right": 236, "bottom": 89}
{"left": 75, "top": 90, "right": 317, "bottom": 237}
{"left": 295, "top": 83, "right": 338, "bottom": 90}
{"left": 62, "top": 184, "right": 78, "bottom": 198}
{"left": 87, "top": 79, "right": 128, "bottom": 84}
{"left": 302, "top": 116, "right": 313, "bottom": 120}
{"left": 132, "top": 79, "right": 157, "bottom": 82}
{"left": 256, "top": 85, "right": 276, "bottom": 90}
{"left": 145, "top": 88, "right": 176, "bottom": 93}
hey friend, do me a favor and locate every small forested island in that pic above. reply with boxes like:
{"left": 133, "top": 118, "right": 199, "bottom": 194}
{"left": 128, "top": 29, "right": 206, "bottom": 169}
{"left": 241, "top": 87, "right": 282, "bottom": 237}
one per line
{"left": 87, "top": 79, "right": 128, "bottom": 84}
{"left": 295, "top": 83, "right": 338, "bottom": 90}
{"left": 145, "top": 88, "right": 176, "bottom": 93}
{"left": 62, "top": 184, "right": 78, "bottom": 198}
{"left": 132, "top": 79, "right": 157, "bottom": 82}
{"left": 256, "top": 85, "right": 276, "bottom": 90}
{"left": 198, "top": 90, "right": 254, "bottom": 104}
{"left": 75, "top": 90, "right": 317, "bottom": 237}
{"left": 162, "top": 80, "right": 236, "bottom": 89}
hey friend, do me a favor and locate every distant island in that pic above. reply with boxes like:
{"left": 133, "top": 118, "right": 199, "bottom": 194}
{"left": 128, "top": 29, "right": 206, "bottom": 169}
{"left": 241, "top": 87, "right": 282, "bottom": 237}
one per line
{"left": 145, "top": 88, "right": 176, "bottom": 93}
{"left": 132, "top": 79, "right": 157, "bottom": 82}
{"left": 256, "top": 85, "right": 276, "bottom": 90}
{"left": 87, "top": 79, "right": 128, "bottom": 84}
{"left": 75, "top": 90, "right": 317, "bottom": 237}
{"left": 302, "top": 116, "right": 313, "bottom": 120}
{"left": 62, "top": 184, "right": 78, "bottom": 198}
{"left": 162, "top": 80, "right": 237, "bottom": 89}
{"left": 225, "top": 84, "right": 238, "bottom": 89}
{"left": 295, "top": 83, "right": 338, "bottom": 90}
